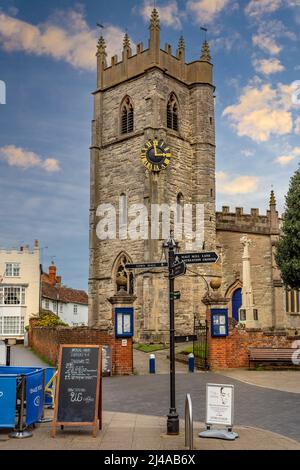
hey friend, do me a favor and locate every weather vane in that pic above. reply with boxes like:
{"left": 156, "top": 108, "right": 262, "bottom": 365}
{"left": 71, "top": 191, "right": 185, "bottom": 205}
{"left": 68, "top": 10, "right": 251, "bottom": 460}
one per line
{"left": 200, "top": 26, "right": 208, "bottom": 41}
{"left": 97, "top": 22, "right": 104, "bottom": 31}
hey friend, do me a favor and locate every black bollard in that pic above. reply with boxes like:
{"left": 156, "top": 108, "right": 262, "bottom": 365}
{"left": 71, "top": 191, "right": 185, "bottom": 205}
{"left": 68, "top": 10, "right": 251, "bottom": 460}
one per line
{"left": 9, "top": 375, "right": 33, "bottom": 439}
{"left": 6, "top": 345, "right": 11, "bottom": 366}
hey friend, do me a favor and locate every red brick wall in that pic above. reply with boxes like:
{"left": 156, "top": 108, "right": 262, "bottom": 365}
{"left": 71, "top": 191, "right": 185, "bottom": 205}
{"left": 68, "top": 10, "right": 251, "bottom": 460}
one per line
{"left": 208, "top": 322, "right": 297, "bottom": 370}
{"left": 29, "top": 321, "right": 133, "bottom": 375}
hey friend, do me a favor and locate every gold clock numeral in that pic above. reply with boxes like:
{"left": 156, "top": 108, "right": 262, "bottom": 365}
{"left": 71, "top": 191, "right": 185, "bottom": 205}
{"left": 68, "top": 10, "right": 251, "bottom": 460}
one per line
{"left": 146, "top": 141, "right": 152, "bottom": 149}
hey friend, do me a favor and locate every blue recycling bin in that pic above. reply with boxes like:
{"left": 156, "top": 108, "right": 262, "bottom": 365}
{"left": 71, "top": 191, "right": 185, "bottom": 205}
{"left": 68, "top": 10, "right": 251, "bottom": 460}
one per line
{"left": 0, "top": 366, "right": 44, "bottom": 430}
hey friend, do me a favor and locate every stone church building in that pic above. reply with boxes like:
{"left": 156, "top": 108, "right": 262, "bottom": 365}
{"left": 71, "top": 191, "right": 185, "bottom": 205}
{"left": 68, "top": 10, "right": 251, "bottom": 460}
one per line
{"left": 89, "top": 9, "right": 300, "bottom": 342}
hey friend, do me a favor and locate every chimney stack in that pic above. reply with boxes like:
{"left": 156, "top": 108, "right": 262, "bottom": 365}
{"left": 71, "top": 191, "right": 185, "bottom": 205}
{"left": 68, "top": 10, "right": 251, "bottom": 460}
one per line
{"left": 49, "top": 261, "right": 57, "bottom": 286}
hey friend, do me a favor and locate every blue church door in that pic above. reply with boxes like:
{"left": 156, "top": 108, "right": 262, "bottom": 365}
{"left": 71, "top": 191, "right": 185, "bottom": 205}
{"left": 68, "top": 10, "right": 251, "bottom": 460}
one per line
{"left": 232, "top": 288, "right": 242, "bottom": 322}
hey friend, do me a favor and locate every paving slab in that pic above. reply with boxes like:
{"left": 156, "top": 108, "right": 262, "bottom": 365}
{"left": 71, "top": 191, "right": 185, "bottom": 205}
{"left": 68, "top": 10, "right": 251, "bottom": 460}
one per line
{"left": 9, "top": 345, "right": 48, "bottom": 367}
{"left": 0, "top": 411, "right": 299, "bottom": 450}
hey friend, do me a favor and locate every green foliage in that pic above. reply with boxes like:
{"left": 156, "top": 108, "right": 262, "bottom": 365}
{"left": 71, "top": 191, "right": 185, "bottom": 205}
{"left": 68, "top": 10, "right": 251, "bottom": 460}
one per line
{"left": 36, "top": 309, "right": 68, "bottom": 328}
{"left": 276, "top": 168, "right": 300, "bottom": 288}
{"left": 181, "top": 344, "right": 207, "bottom": 359}
{"left": 134, "top": 343, "right": 167, "bottom": 353}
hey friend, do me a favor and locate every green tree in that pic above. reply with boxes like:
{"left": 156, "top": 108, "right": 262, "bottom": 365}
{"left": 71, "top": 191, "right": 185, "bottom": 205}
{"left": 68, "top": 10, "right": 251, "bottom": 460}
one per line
{"left": 276, "top": 167, "right": 300, "bottom": 288}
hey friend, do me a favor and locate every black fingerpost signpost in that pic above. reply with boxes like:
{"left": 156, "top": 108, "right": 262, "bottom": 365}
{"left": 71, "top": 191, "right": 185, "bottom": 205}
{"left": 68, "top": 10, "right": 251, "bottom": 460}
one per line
{"left": 125, "top": 234, "right": 219, "bottom": 436}
{"left": 52, "top": 345, "right": 102, "bottom": 438}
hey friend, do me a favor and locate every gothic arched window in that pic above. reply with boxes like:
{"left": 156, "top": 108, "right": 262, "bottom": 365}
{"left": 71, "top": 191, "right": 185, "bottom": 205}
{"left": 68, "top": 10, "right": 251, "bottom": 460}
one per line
{"left": 167, "top": 94, "right": 179, "bottom": 131}
{"left": 121, "top": 96, "right": 134, "bottom": 134}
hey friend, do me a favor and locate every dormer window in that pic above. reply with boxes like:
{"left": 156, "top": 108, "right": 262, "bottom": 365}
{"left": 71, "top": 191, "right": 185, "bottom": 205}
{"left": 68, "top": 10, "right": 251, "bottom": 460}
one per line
{"left": 167, "top": 93, "right": 179, "bottom": 131}
{"left": 121, "top": 96, "right": 134, "bottom": 134}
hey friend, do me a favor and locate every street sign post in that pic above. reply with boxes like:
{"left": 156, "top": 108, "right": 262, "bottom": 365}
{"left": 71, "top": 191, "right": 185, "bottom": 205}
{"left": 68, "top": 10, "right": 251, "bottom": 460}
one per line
{"left": 174, "top": 252, "right": 219, "bottom": 265}
{"left": 125, "top": 262, "right": 167, "bottom": 270}
{"left": 170, "top": 261, "right": 186, "bottom": 279}
{"left": 123, "top": 242, "right": 219, "bottom": 436}
{"left": 170, "top": 291, "right": 181, "bottom": 301}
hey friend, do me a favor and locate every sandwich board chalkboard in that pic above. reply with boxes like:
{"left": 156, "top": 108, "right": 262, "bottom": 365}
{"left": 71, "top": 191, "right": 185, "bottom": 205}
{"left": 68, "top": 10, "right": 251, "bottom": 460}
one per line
{"left": 52, "top": 345, "right": 102, "bottom": 438}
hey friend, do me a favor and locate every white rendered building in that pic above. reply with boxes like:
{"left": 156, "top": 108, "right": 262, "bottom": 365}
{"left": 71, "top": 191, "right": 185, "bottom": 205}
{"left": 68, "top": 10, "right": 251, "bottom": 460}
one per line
{"left": 41, "top": 262, "right": 88, "bottom": 327}
{"left": 0, "top": 241, "right": 40, "bottom": 340}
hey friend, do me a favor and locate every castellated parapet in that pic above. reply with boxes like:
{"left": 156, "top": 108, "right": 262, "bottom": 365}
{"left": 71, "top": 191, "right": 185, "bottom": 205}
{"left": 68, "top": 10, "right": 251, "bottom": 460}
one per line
{"left": 216, "top": 204, "right": 280, "bottom": 236}
{"left": 95, "top": 9, "right": 213, "bottom": 91}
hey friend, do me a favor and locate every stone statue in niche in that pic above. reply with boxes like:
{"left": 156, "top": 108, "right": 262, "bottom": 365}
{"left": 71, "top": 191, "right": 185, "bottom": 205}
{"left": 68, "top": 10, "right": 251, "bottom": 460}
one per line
{"left": 116, "top": 255, "right": 134, "bottom": 294}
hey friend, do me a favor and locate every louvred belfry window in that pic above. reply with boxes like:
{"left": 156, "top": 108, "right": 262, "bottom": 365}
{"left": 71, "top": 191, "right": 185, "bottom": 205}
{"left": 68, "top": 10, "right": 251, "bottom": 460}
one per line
{"left": 121, "top": 97, "right": 134, "bottom": 134}
{"left": 167, "top": 94, "right": 179, "bottom": 131}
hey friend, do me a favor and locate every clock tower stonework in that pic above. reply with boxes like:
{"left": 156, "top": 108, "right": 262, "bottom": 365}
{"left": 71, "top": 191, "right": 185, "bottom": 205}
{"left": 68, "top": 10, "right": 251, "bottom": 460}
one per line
{"left": 89, "top": 9, "right": 217, "bottom": 342}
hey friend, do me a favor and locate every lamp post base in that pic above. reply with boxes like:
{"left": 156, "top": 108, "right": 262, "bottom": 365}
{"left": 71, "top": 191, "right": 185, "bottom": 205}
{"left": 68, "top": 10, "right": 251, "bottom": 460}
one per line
{"left": 167, "top": 411, "right": 179, "bottom": 435}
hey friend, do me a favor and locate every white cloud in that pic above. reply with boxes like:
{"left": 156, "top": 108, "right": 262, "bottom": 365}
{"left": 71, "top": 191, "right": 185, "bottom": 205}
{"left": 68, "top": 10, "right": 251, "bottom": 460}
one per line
{"left": 217, "top": 172, "right": 258, "bottom": 194}
{"left": 223, "top": 82, "right": 294, "bottom": 142}
{"left": 245, "top": 0, "right": 282, "bottom": 17}
{"left": 275, "top": 147, "right": 300, "bottom": 165}
{"left": 252, "top": 19, "right": 296, "bottom": 56}
{"left": 139, "top": 0, "right": 183, "bottom": 30}
{"left": 245, "top": 0, "right": 300, "bottom": 18}
{"left": 0, "top": 145, "right": 61, "bottom": 172}
{"left": 295, "top": 117, "right": 300, "bottom": 134}
{"left": 187, "top": 0, "right": 231, "bottom": 24}
{"left": 253, "top": 58, "right": 285, "bottom": 75}
{"left": 275, "top": 155, "right": 295, "bottom": 165}
{"left": 241, "top": 149, "right": 255, "bottom": 157}
{"left": 0, "top": 10, "right": 128, "bottom": 70}
{"left": 252, "top": 32, "right": 281, "bottom": 55}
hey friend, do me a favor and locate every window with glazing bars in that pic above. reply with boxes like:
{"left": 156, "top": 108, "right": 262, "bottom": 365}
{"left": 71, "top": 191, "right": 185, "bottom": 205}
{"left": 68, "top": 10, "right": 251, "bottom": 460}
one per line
{"left": 0, "top": 286, "right": 26, "bottom": 305}
{"left": 167, "top": 94, "right": 179, "bottom": 131}
{"left": 121, "top": 97, "right": 134, "bottom": 134}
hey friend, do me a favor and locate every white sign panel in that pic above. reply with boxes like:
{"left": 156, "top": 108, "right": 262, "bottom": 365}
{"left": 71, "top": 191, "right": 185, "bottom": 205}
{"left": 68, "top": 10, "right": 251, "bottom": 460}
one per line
{"left": 0, "top": 341, "right": 6, "bottom": 366}
{"left": 206, "top": 383, "right": 234, "bottom": 427}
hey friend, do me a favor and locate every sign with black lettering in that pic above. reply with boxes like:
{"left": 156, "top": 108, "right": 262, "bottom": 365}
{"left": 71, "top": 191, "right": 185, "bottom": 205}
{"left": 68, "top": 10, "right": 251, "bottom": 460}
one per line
{"left": 174, "top": 252, "right": 219, "bottom": 265}
{"left": 52, "top": 345, "right": 102, "bottom": 438}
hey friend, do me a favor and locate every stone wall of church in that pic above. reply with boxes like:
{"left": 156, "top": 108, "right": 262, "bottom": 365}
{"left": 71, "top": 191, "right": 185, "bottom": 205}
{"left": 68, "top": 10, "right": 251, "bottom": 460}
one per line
{"left": 89, "top": 66, "right": 217, "bottom": 342}
{"left": 217, "top": 229, "right": 274, "bottom": 328}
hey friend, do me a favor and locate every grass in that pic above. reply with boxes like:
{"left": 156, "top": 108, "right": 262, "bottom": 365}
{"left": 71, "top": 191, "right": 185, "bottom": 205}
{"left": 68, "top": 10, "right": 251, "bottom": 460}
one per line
{"left": 180, "top": 344, "right": 207, "bottom": 359}
{"left": 134, "top": 343, "right": 168, "bottom": 353}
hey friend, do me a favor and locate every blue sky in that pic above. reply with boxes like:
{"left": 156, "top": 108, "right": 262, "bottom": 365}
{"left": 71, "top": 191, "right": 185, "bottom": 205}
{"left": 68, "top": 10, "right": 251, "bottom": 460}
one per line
{"left": 0, "top": 0, "right": 299, "bottom": 289}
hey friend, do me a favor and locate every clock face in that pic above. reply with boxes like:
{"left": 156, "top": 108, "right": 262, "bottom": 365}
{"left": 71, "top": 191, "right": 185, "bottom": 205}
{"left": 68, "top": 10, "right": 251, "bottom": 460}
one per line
{"left": 140, "top": 140, "right": 172, "bottom": 172}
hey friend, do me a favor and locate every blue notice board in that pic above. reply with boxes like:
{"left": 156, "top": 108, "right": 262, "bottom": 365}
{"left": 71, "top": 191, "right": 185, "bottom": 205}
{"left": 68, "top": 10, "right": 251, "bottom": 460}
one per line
{"left": 115, "top": 308, "right": 134, "bottom": 338}
{"left": 0, "top": 376, "right": 17, "bottom": 428}
{"left": 211, "top": 309, "right": 229, "bottom": 338}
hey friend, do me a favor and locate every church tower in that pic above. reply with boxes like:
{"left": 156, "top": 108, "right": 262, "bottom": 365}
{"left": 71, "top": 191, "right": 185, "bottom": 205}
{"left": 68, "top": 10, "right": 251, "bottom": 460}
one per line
{"left": 89, "top": 9, "right": 217, "bottom": 342}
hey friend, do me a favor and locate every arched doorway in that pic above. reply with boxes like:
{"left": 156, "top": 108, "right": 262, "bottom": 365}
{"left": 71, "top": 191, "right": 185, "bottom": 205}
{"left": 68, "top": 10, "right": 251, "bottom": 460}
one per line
{"left": 232, "top": 288, "right": 242, "bottom": 322}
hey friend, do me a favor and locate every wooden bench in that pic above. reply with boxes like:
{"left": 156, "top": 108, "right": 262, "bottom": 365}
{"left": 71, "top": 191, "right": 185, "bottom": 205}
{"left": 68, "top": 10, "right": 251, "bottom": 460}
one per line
{"left": 249, "top": 348, "right": 300, "bottom": 369}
